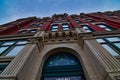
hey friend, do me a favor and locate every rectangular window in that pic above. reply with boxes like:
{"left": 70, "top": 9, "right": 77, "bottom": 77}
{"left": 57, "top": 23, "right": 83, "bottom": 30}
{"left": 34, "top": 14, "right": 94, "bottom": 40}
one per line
{"left": 62, "top": 24, "right": 70, "bottom": 30}
{"left": 6, "top": 45, "right": 25, "bottom": 56}
{"left": 75, "top": 20, "right": 80, "bottom": 23}
{"left": 29, "top": 29, "right": 37, "bottom": 33}
{"left": 18, "top": 30, "right": 28, "bottom": 34}
{"left": 114, "top": 43, "right": 120, "bottom": 48}
{"left": 0, "top": 46, "right": 9, "bottom": 55}
{"left": 102, "top": 44, "right": 119, "bottom": 56}
{"left": 37, "top": 23, "right": 42, "bottom": 27}
{"left": 29, "top": 23, "right": 36, "bottom": 27}
{"left": 51, "top": 25, "right": 58, "bottom": 31}
{"left": 82, "top": 25, "right": 93, "bottom": 32}
{"left": 16, "top": 41, "right": 27, "bottom": 44}
{"left": 0, "top": 63, "right": 9, "bottom": 74}
{"left": 106, "top": 37, "right": 120, "bottom": 42}
{"left": 96, "top": 24, "right": 116, "bottom": 31}
{"left": 96, "top": 37, "right": 120, "bottom": 56}
{"left": 2, "top": 41, "right": 15, "bottom": 45}
{"left": 86, "top": 19, "right": 94, "bottom": 22}
{"left": 0, "top": 40, "right": 27, "bottom": 56}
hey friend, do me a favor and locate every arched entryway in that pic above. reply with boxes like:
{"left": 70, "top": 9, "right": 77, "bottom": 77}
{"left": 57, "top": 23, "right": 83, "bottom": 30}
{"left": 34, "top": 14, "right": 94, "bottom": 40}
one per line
{"left": 41, "top": 52, "right": 86, "bottom": 80}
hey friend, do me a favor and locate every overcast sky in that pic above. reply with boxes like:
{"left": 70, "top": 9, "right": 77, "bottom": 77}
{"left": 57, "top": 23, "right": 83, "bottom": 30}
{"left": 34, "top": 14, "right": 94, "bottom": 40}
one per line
{"left": 0, "top": 0, "right": 120, "bottom": 25}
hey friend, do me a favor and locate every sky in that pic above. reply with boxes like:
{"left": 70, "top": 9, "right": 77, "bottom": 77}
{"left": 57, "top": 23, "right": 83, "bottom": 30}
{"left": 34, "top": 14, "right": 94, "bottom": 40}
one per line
{"left": 0, "top": 0, "right": 120, "bottom": 25}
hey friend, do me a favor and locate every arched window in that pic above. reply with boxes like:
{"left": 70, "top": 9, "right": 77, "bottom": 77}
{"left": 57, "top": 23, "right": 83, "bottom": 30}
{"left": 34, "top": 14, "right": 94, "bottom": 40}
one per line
{"left": 41, "top": 52, "right": 86, "bottom": 80}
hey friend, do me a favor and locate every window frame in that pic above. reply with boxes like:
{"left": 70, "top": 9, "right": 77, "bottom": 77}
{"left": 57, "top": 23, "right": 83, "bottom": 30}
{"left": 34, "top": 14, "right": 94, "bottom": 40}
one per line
{"left": 0, "top": 40, "right": 27, "bottom": 56}
{"left": 96, "top": 36, "right": 120, "bottom": 56}
{"left": 62, "top": 23, "right": 70, "bottom": 31}
{"left": 81, "top": 25, "right": 94, "bottom": 32}
{"left": 96, "top": 23, "right": 116, "bottom": 31}
{"left": 51, "top": 24, "right": 59, "bottom": 31}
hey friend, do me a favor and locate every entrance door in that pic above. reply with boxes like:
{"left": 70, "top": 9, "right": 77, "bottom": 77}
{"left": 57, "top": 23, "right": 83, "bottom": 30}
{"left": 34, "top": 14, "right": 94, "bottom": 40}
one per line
{"left": 41, "top": 53, "right": 86, "bottom": 80}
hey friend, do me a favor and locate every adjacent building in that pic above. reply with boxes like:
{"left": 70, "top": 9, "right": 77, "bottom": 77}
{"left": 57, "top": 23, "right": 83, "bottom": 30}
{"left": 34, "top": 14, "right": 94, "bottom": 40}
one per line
{"left": 0, "top": 10, "right": 120, "bottom": 80}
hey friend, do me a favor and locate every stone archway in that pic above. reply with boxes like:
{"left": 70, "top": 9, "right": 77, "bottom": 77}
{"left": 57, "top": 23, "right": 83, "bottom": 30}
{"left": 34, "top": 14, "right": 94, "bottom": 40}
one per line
{"left": 40, "top": 47, "right": 86, "bottom": 80}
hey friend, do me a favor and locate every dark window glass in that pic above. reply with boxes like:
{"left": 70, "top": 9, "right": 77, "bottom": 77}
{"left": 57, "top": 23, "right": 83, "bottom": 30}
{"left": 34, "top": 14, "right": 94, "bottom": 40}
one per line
{"left": 86, "top": 19, "right": 94, "bottom": 22}
{"left": 75, "top": 20, "right": 80, "bottom": 23}
{"left": 0, "top": 63, "right": 9, "bottom": 74}
{"left": 29, "top": 29, "right": 37, "bottom": 33}
{"left": 30, "top": 23, "right": 36, "bottom": 27}
{"left": 42, "top": 53, "right": 86, "bottom": 80}
{"left": 37, "top": 23, "right": 42, "bottom": 27}
{"left": 46, "top": 54, "right": 78, "bottom": 66}
{"left": 18, "top": 30, "right": 28, "bottom": 34}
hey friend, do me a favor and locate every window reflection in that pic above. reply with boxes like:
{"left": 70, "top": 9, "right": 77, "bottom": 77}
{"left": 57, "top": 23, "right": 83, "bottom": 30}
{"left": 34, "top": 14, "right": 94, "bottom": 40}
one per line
{"left": 51, "top": 25, "right": 58, "bottom": 31}
{"left": 96, "top": 24, "right": 116, "bottom": 31}
{"left": 96, "top": 37, "right": 120, "bottom": 56}
{"left": 96, "top": 39, "right": 105, "bottom": 43}
{"left": 114, "top": 43, "right": 120, "bottom": 48}
{"left": 106, "top": 37, "right": 120, "bottom": 42}
{"left": 0, "top": 63, "right": 9, "bottom": 74}
{"left": 102, "top": 44, "right": 119, "bottom": 56}
{"left": 42, "top": 53, "right": 86, "bottom": 80}
{"left": 82, "top": 25, "right": 93, "bottom": 32}
{"left": 29, "top": 29, "right": 37, "bottom": 33}
{"left": 6, "top": 45, "right": 24, "bottom": 56}
{"left": 16, "top": 41, "right": 27, "bottom": 44}
{"left": 18, "top": 30, "right": 28, "bottom": 34}
{"left": 62, "top": 24, "right": 70, "bottom": 30}
{"left": 0, "top": 40, "right": 27, "bottom": 56}
{"left": 0, "top": 46, "right": 9, "bottom": 55}
{"left": 2, "top": 41, "right": 15, "bottom": 45}
{"left": 46, "top": 54, "right": 78, "bottom": 66}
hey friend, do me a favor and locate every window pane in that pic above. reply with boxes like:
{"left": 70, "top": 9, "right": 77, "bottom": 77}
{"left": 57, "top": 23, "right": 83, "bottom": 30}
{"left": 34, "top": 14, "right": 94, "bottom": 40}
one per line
{"left": 6, "top": 45, "right": 24, "bottom": 56}
{"left": 106, "top": 37, "right": 120, "bottom": 42}
{"left": 0, "top": 63, "right": 9, "bottom": 74}
{"left": 18, "top": 30, "right": 27, "bottom": 34}
{"left": 96, "top": 39, "right": 106, "bottom": 43}
{"left": 52, "top": 25, "right": 58, "bottom": 28}
{"left": 47, "top": 54, "right": 78, "bottom": 66}
{"left": 29, "top": 29, "right": 37, "bottom": 33}
{"left": 0, "top": 46, "right": 9, "bottom": 54}
{"left": 82, "top": 26, "right": 89, "bottom": 29}
{"left": 97, "top": 24, "right": 106, "bottom": 28}
{"left": 102, "top": 44, "right": 119, "bottom": 56}
{"left": 0, "top": 42, "right": 3, "bottom": 45}
{"left": 75, "top": 20, "right": 80, "bottom": 23}
{"left": 114, "top": 43, "right": 120, "bottom": 48}
{"left": 63, "top": 27, "right": 70, "bottom": 30}
{"left": 37, "top": 23, "right": 42, "bottom": 27}
{"left": 62, "top": 24, "right": 69, "bottom": 28}
{"left": 105, "top": 28, "right": 111, "bottom": 31}
{"left": 87, "top": 19, "right": 94, "bottom": 22}
{"left": 51, "top": 29, "right": 58, "bottom": 31}
{"left": 16, "top": 41, "right": 27, "bottom": 44}
{"left": 85, "top": 29, "right": 92, "bottom": 32}
{"left": 2, "top": 41, "right": 15, "bottom": 45}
